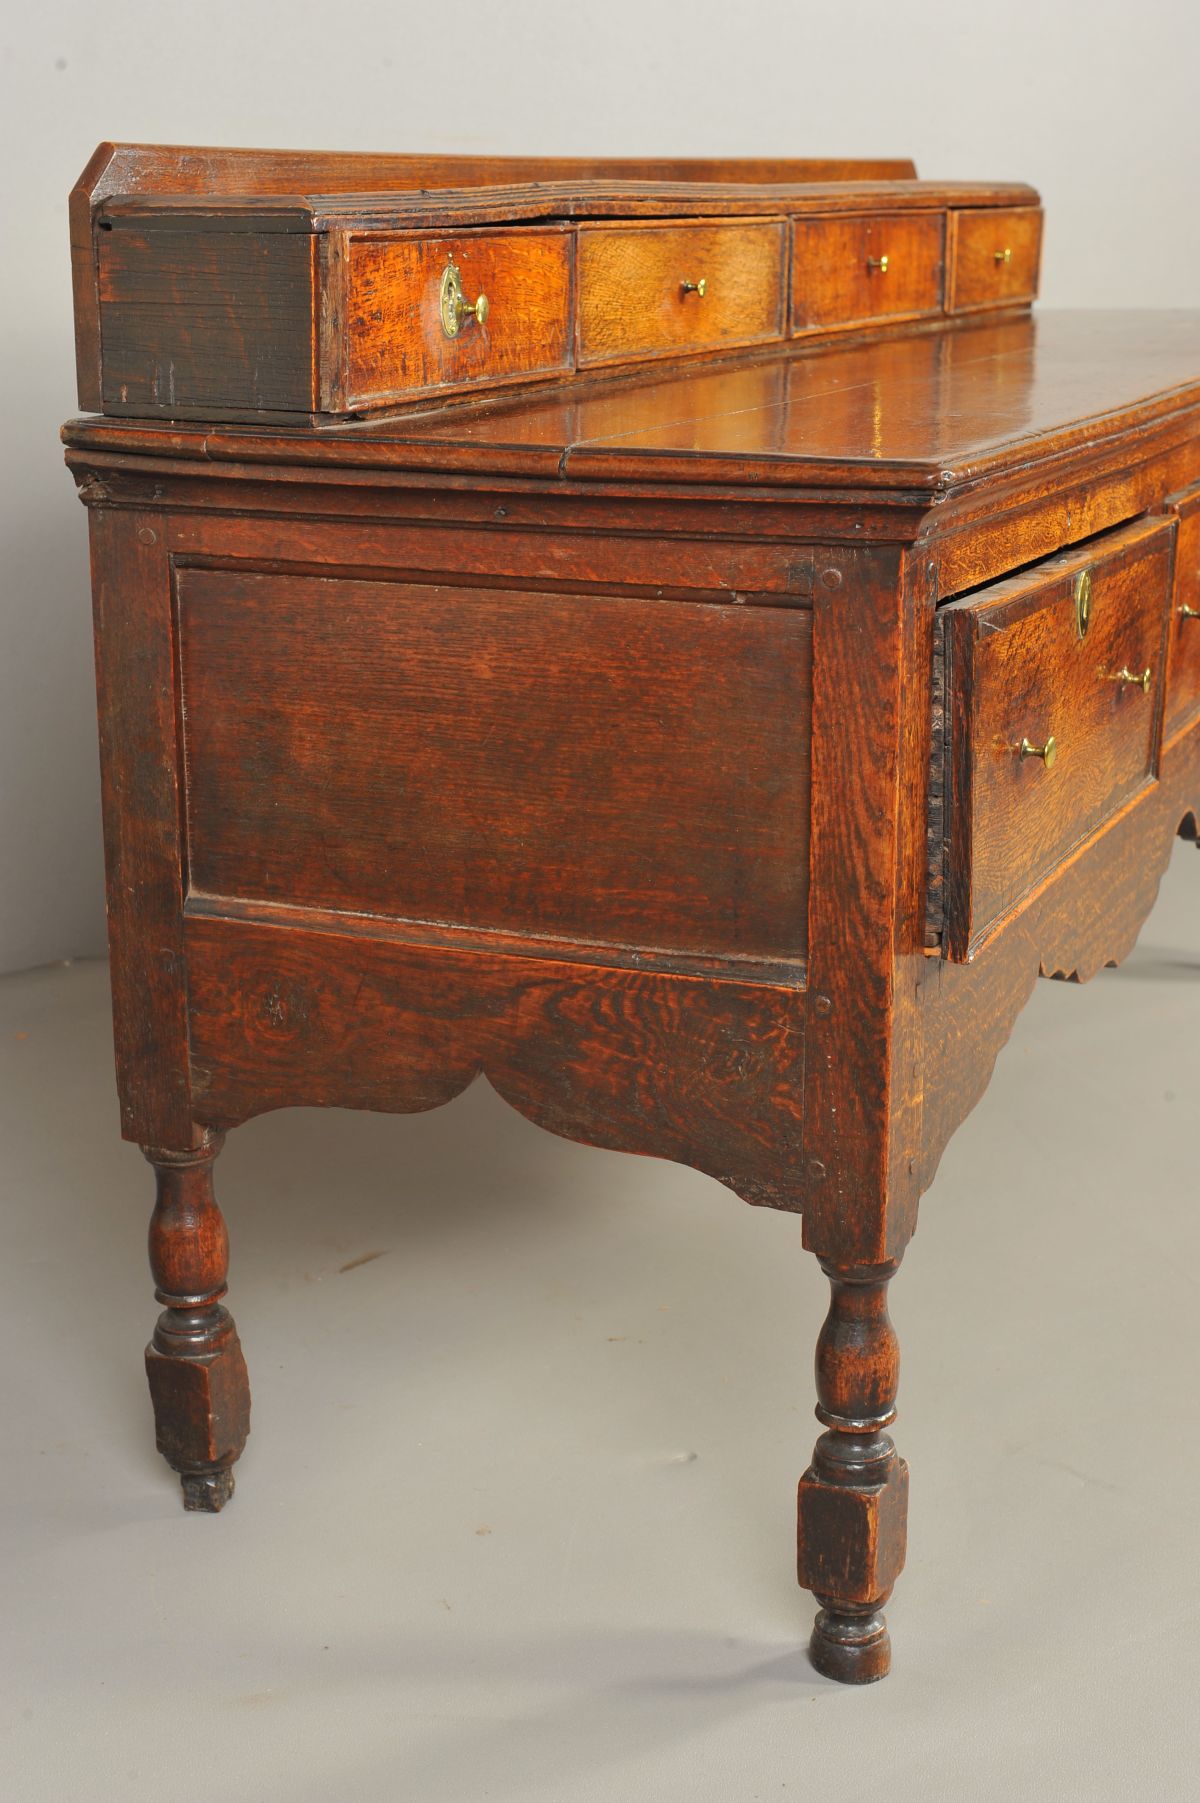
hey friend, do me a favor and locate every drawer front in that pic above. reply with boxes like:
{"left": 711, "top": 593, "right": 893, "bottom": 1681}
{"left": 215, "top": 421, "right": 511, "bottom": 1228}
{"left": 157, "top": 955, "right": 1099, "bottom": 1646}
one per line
{"left": 1165, "top": 484, "right": 1200, "bottom": 740}
{"left": 576, "top": 221, "right": 786, "bottom": 366}
{"left": 947, "top": 206, "right": 1042, "bottom": 312}
{"left": 344, "top": 228, "right": 573, "bottom": 405}
{"left": 791, "top": 213, "right": 944, "bottom": 333}
{"left": 938, "top": 517, "right": 1174, "bottom": 961}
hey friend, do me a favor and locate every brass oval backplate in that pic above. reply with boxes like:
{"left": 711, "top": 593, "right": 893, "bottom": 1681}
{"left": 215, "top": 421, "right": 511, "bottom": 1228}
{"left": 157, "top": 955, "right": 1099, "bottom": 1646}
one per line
{"left": 1074, "top": 568, "right": 1092, "bottom": 639}
{"left": 439, "top": 261, "right": 489, "bottom": 338}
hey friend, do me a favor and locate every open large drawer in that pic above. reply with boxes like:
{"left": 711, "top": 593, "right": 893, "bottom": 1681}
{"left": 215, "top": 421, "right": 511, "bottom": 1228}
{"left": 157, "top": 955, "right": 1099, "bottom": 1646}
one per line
{"left": 931, "top": 516, "right": 1175, "bottom": 962}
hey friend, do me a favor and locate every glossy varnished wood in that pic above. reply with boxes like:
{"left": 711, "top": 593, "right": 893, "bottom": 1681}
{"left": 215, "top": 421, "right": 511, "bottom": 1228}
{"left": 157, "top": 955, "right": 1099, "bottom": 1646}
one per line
{"left": 176, "top": 566, "right": 812, "bottom": 973}
{"left": 791, "top": 213, "right": 944, "bottom": 334}
{"left": 576, "top": 220, "right": 786, "bottom": 365}
{"left": 947, "top": 205, "right": 1042, "bottom": 313}
{"left": 64, "top": 145, "right": 1200, "bottom": 1687}
{"left": 342, "top": 228, "right": 574, "bottom": 406}
{"left": 74, "top": 143, "right": 1039, "bottom": 419}
{"left": 938, "top": 518, "right": 1175, "bottom": 961}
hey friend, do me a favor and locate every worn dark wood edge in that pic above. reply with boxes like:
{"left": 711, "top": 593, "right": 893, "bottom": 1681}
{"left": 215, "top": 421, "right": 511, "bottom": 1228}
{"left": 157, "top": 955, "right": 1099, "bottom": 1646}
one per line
{"left": 89, "top": 506, "right": 197, "bottom": 1146}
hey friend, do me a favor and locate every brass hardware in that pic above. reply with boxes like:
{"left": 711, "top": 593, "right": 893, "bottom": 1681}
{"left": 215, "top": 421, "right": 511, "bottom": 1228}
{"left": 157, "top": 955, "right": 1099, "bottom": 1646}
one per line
{"left": 1181, "top": 604, "right": 1200, "bottom": 620}
{"left": 680, "top": 278, "right": 707, "bottom": 297}
{"left": 1019, "top": 735, "right": 1058, "bottom": 769}
{"left": 866, "top": 255, "right": 889, "bottom": 274}
{"left": 1106, "top": 665, "right": 1153, "bottom": 693}
{"left": 439, "top": 262, "right": 489, "bottom": 338}
{"left": 995, "top": 247, "right": 1013, "bottom": 265}
{"left": 1073, "top": 568, "right": 1092, "bottom": 639}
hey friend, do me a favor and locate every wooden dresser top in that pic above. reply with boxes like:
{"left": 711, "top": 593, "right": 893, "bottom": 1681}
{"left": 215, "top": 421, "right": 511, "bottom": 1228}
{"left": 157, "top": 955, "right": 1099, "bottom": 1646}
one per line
{"left": 66, "top": 311, "right": 1200, "bottom": 497}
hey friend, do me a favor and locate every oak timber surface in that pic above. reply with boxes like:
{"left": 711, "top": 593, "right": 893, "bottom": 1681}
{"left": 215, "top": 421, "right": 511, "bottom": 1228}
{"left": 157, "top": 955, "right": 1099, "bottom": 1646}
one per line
{"left": 65, "top": 312, "right": 1200, "bottom": 493}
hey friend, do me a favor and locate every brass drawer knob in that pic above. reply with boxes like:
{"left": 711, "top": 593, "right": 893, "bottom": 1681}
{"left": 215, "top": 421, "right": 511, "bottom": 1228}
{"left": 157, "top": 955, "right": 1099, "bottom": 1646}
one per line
{"left": 1019, "top": 734, "right": 1058, "bottom": 769}
{"left": 995, "top": 247, "right": 1013, "bottom": 265}
{"left": 680, "top": 278, "right": 707, "bottom": 297}
{"left": 1181, "top": 604, "right": 1200, "bottom": 620}
{"left": 1107, "top": 665, "right": 1152, "bottom": 693}
{"left": 440, "top": 261, "right": 489, "bottom": 338}
{"left": 866, "top": 255, "right": 890, "bottom": 274}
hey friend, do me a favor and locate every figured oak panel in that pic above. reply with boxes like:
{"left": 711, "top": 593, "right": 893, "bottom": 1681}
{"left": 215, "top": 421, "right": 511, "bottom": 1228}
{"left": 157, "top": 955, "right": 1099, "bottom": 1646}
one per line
{"left": 792, "top": 214, "right": 944, "bottom": 334}
{"left": 577, "top": 221, "right": 786, "bottom": 365}
{"left": 947, "top": 206, "right": 1042, "bottom": 313}
{"left": 938, "top": 516, "right": 1174, "bottom": 961}
{"left": 343, "top": 228, "right": 573, "bottom": 405}
{"left": 176, "top": 569, "right": 812, "bottom": 973}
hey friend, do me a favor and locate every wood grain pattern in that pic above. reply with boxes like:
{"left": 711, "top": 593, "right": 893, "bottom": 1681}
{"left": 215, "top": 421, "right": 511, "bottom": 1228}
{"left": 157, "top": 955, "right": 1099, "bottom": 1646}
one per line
{"left": 97, "top": 226, "right": 317, "bottom": 412}
{"left": 176, "top": 566, "right": 812, "bottom": 973}
{"left": 143, "top": 1133, "right": 250, "bottom": 1513}
{"left": 183, "top": 913, "right": 809, "bottom": 1210}
{"left": 576, "top": 221, "right": 785, "bottom": 365}
{"left": 1165, "top": 482, "right": 1200, "bottom": 741}
{"left": 947, "top": 206, "right": 1042, "bottom": 313}
{"left": 64, "top": 150, "right": 1200, "bottom": 1685}
{"left": 66, "top": 314, "right": 1200, "bottom": 517}
{"left": 88, "top": 507, "right": 197, "bottom": 1148}
{"left": 792, "top": 214, "right": 944, "bottom": 333}
{"left": 940, "top": 518, "right": 1174, "bottom": 961}
{"left": 73, "top": 143, "right": 1039, "bottom": 419}
{"left": 343, "top": 228, "right": 573, "bottom": 406}
{"left": 797, "top": 1259, "right": 908, "bottom": 1684}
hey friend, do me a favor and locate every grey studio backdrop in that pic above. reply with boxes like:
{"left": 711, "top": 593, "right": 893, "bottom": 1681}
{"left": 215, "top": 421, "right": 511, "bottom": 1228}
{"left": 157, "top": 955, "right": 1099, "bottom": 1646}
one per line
{"left": 2, "top": 0, "right": 1198, "bottom": 975}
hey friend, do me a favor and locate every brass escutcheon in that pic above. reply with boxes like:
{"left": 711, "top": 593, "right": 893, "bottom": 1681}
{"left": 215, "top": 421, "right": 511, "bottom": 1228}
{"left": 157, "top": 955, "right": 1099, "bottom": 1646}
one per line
{"left": 1019, "top": 734, "right": 1058, "bottom": 769}
{"left": 1074, "top": 568, "right": 1092, "bottom": 638}
{"left": 440, "top": 261, "right": 489, "bottom": 338}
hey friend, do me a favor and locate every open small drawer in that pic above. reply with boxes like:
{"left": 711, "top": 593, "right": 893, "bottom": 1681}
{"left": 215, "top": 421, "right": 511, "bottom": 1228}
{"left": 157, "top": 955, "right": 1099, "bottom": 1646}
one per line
{"left": 931, "top": 516, "right": 1175, "bottom": 962}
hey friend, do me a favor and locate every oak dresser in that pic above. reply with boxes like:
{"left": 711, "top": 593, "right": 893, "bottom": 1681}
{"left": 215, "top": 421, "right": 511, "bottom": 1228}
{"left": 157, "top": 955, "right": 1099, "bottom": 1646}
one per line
{"left": 63, "top": 143, "right": 1200, "bottom": 1683}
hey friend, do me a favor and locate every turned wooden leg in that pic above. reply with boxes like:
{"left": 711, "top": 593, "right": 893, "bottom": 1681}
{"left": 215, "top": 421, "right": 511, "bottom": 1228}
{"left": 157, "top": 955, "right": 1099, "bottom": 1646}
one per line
{"left": 143, "top": 1131, "right": 250, "bottom": 1511}
{"left": 797, "top": 1257, "right": 908, "bottom": 1684}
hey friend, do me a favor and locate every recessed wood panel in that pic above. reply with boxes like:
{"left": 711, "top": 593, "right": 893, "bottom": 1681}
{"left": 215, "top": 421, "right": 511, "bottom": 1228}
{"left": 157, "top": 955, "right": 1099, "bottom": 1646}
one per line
{"left": 577, "top": 222, "right": 786, "bottom": 365}
{"left": 344, "top": 229, "right": 573, "bottom": 405}
{"left": 947, "top": 206, "right": 1042, "bottom": 313}
{"left": 939, "top": 517, "right": 1174, "bottom": 960}
{"left": 792, "top": 214, "right": 944, "bottom": 333}
{"left": 176, "top": 569, "right": 811, "bottom": 973}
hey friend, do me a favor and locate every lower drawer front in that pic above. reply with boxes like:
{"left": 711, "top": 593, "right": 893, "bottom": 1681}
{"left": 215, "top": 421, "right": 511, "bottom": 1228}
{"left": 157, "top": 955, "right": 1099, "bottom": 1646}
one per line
{"left": 938, "top": 516, "right": 1174, "bottom": 961}
{"left": 1165, "top": 484, "right": 1200, "bottom": 740}
{"left": 344, "top": 228, "right": 573, "bottom": 405}
{"left": 791, "top": 213, "right": 944, "bottom": 332}
{"left": 576, "top": 221, "right": 786, "bottom": 365}
{"left": 947, "top": 206, "right": 1042, "bottom": 312}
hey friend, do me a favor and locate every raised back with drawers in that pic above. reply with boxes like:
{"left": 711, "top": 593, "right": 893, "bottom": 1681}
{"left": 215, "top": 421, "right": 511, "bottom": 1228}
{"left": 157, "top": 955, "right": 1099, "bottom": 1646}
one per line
{"left": 73, "top": 145, "right": 1042, "bottom": 421}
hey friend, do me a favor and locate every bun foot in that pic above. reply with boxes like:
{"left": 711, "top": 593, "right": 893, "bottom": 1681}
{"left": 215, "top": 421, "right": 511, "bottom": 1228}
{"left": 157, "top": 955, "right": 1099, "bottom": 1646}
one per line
{"left": 810, "top": 1605, "right": 891, "bottom": 1684}
{"left": 180, "top": 1469, "right": 236, "bottom": 1512}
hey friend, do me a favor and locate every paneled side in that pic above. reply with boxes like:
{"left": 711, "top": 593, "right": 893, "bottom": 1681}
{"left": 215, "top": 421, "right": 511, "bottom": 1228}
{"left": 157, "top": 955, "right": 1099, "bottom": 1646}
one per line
{"left": 176, "top": 569, "right": 812, "bottom": 979}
